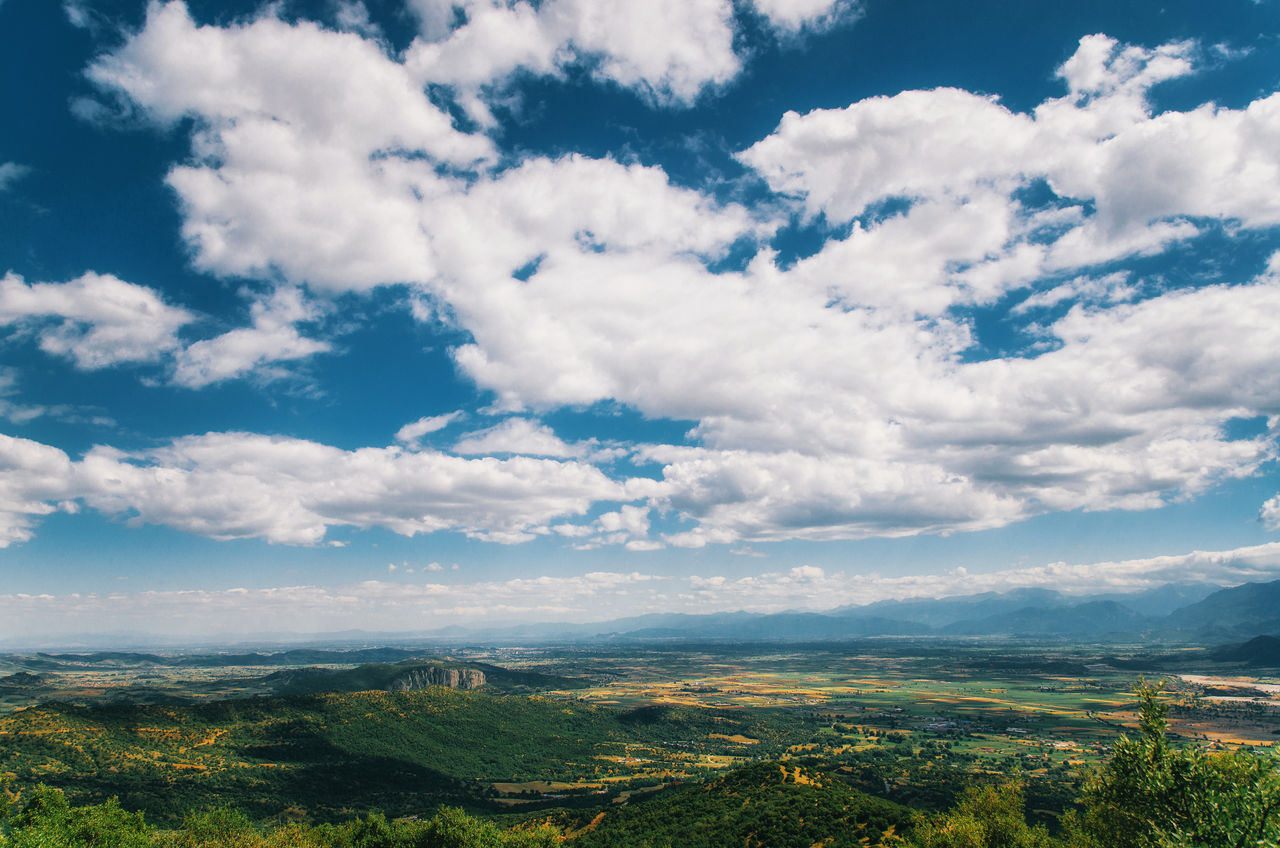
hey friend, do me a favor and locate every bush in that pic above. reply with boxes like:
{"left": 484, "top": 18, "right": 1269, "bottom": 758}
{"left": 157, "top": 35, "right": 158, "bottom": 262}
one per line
{"left": 1065, "top": 681, "right": 1280, "bottom": 848}
{"left": 1, "top": 784, "right": 152, "bottom": 848}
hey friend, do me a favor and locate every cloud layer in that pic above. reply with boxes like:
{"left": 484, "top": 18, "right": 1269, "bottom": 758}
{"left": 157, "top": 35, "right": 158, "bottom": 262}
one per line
{"left": 6, "top": 541, "right": 1280, "bottom": 639}
{"left": 1, "top": 4, "right": 1278, "bottom": 561}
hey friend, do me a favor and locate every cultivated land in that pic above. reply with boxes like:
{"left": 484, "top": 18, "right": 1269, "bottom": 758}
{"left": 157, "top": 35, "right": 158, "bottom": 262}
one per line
{"left": 1, "top": 640, "right": 1278, "bottom": 827}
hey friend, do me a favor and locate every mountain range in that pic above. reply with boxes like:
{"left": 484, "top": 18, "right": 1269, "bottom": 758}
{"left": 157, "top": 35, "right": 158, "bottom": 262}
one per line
{"left": 404, "top": 579, "right": 1280, "bottom": 644}
{"left": 8, "top": 579, "right": 1280, "bottom": 652}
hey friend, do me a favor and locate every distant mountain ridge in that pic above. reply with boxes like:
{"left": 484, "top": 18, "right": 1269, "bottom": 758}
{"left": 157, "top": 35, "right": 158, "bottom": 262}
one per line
{"left": 15, "top": 579, "right": 1280, "bottom": 650}
{"left": 406, "top": 578, "right": 1274, "bottom": 644}
{"left": 1210, "top": 635, "right": 1280, "bottom": 665}
{"left": 1159, "top": 581, "right": 1280, "bottom": 639}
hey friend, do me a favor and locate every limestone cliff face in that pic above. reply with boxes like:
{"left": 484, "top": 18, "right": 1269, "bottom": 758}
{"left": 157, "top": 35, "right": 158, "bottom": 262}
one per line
{"left": 388, "top": 666, "right": 485, "bottom": 692}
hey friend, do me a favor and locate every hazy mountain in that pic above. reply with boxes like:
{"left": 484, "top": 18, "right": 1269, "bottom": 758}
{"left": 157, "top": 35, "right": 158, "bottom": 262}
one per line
{"left": 1163, "top": 580, "right": 1280, "bottom": 640}
{"left": 619, "top": 612, "right": 929, "bottom": 641}
{"left": 833, "top": 588, "right": 1070, "bottom": 628}
{"left": 942, "top": 600, "right": 1152, "bottom": 636}
{"left": 1210, "top": 635, "right": 1280, "bottom": 666}
{"left": 1089, "top": 582, "right": 1219, "bottom": 617}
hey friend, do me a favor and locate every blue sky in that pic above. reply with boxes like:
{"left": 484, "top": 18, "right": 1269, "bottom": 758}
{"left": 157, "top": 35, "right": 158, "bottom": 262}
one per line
{"left": 2, "top": 0, "right": 1280, "bottom": 639}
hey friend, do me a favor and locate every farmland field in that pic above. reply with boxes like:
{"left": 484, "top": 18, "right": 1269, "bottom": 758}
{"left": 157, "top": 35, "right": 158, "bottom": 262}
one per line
{"left": 1, "top": 639, "right": 1278, "bottom": 824}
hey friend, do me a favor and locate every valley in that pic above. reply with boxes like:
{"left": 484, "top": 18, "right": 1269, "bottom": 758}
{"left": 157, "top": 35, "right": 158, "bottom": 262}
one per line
{"left": 2, "top": 636, "right": 1279, "bottom": 830}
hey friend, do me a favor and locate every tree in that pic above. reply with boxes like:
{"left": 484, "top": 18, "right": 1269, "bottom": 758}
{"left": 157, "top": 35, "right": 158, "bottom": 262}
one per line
{"left": 907, "top": 783, "right": 1053, "bottom": 848}
{"left": 1066, "top": 681, "right": 1280, "bottom": 848}
{"left": 1, "top": 784, "right": 152, "bottom": 848}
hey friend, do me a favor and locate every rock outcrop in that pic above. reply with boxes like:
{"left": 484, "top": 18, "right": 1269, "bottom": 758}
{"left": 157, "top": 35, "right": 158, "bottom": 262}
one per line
{"left": 388, "top": 666, "right": 485, "bottom": 691}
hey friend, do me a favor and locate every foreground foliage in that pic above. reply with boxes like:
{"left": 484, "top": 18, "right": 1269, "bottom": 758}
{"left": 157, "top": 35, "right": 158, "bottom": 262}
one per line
{"left": 0, "top": 796, "right": 560, "bottom": 848}
{"left": 1063, "top": 682, "right": 1280, "bottom": 848}
{"left": 904, "top": 682, "right": 1280, "bottom": 848}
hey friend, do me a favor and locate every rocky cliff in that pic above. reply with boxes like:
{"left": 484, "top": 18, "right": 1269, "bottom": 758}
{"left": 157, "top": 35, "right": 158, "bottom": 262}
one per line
{"left": 388, "top": 666, "right": 486, "bottom": 691}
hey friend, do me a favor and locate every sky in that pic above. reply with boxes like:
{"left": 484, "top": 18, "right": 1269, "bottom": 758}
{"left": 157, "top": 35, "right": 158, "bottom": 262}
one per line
{"left": 2, "top": 0, "right": 1280, "bottom": 642}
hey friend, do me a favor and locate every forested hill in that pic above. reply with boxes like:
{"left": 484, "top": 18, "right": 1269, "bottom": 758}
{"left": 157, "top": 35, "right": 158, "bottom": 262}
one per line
{"left": 0, "top": 688, "right": 811, "bottom": 823}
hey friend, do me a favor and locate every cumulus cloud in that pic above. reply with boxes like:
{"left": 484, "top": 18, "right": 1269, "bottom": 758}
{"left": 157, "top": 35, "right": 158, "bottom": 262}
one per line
{"left": 751, "top": 0, "right": 860, "bottom": 33}
{"left": 405, "top": 0, "right": 737, "bottom": 113}
{"left": 739, "top": 33, "right": 1280, "bottom": 287}
{"left": 87, "top": 0, "right": 491, "bottom": 291}
{"left": 452, "top": 418, "right": 580, "bottom": 457}
{"left": 0, "top": 429, "right": 648, "bottom": 546}
{"left": 1262, "top": 495, "right": 1280, "bottom": 531}
{"left": 0, "top": 272, "right": 330, "bottom": 389}
{"left": 403, "top": 0, "right": 863, "bottom": 121}
{"left": 0, "top": 434, "right": 77, "bottom": 547}
{"left": 1012, "top": 271, "right": 1137, "bottom": 314}
{"left": 75, "top": 431, "right": 633, "bottom": 544}
{"left": 739, "top": 88, "right": 1040, "bottom": 223}
{"left": 0, "top": 272, "right": 192, "bottom": 368}
{"left": 70, "top": 20, "right": 1280, "bottom": 552}
{"left": 171, "top": 287, "right": 330, "bottom": 387}
{"left": 647, "top": 447, "right": 1025, "bottom": 548}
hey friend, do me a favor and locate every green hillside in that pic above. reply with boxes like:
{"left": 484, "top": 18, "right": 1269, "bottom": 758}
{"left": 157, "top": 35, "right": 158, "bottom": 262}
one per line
{"left": 0, "top": 689, "right": 809, "bottom": 822}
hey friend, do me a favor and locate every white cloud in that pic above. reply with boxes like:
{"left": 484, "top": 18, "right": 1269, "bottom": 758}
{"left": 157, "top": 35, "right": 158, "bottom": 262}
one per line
{"left": 0, "top": 369, "right": 48, "bottom": 425}
{"left": 647, "top": 446, "right": 1025, "bottom": 547}
{"left": 172, "top": 287, "right": 330, "bottom": 387}
{"left": 396, "top": 411, "right": 464, "bottom": 445}
{"left": 0, "top": 435, "right": 77, "bottom": 547}
{"left": 779, "top": 190, "right": 1031, "bottom": 315}
{"left": 13, "top": 541, "right": 1280, "bottom": 637}
{"left": 751, "top": 0, "right": 859, "bottom": 33}
{"left": 1013, "top": 272, "right": 1137, "bottom": 314}
{"left": 87, "top": 0, "right": 491, "bottom": 292}
{"left": 75, "top": 22, "right": 1280, "bottom": 551}
{"left": 739, "top": 87, "right": 1039, "bottom": 223}
{"left": 405, "top": 0, "right": 741, "bottom": 111}
{"left": 548, "top": 0, "right": 740, "bottom": 103}
{"left": 402, "top": 0, "right": 865, "bottom": 121}
{"left": 0, "top": 429, "right": 643, "bottom": 547}
{"left": 0, "top": 162, "right": 28, "bottom": 191}
{"left": 89, "top": 1, "right": 487, "bottom": 166}
{"left": 71, "top": 431, "right": 631, "bottom": 545}
{"left": 0, "top": 571, "right": 668, "bottom": 637}
{"left": 739, "top": 34, "right": 1279, "bottom": 269}
{"left": 332, "top": 1, "right": 381, "bottom": 37}
{"left": 452, "top": 418, "right": 579, "bottom": 457}
{"left": 0, "top": 272, "right": 192, "bottom": 368}
{"left": 681, "top": 542, "right": 1280, "bottom": 612}
{"left": 599, "top": 504, "right": 650, "bottom": 536}
{"left": 1262, "top": 495, "right": 1280, "bottom": 532}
